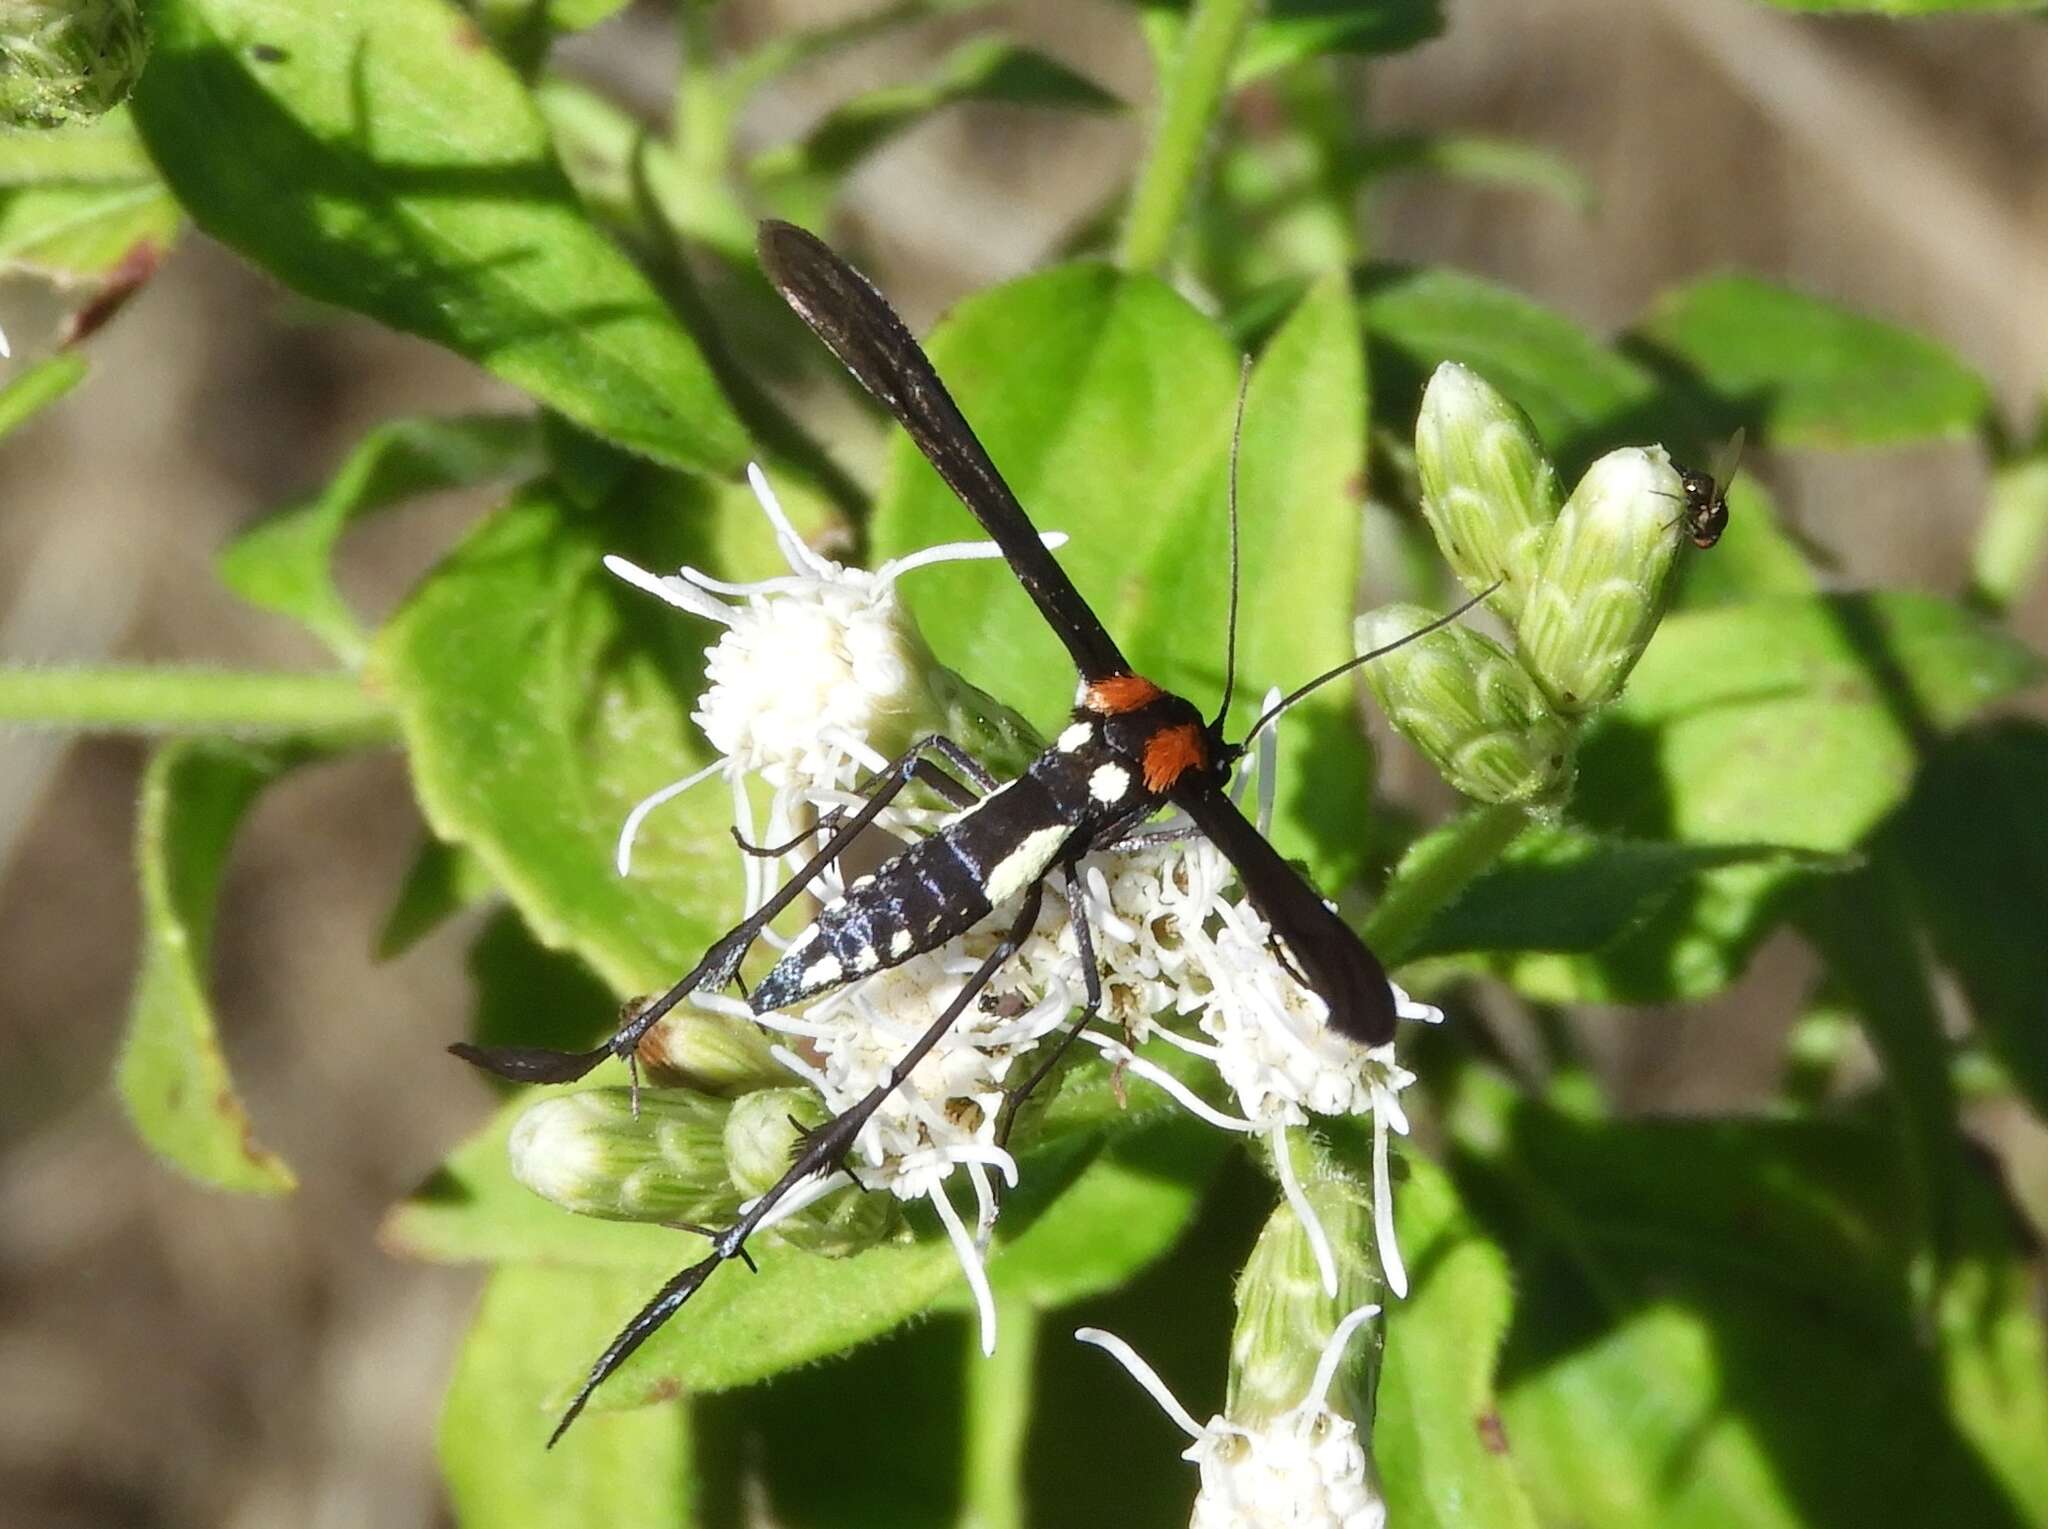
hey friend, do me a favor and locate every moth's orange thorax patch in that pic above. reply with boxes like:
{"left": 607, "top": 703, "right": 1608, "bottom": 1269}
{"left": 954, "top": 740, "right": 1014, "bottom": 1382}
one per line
{"left": 1084, "top": 674, "right": 1166, "bottom": 715}
{"left": 1142, "top": 722, "right": 1208, "bottom": 793}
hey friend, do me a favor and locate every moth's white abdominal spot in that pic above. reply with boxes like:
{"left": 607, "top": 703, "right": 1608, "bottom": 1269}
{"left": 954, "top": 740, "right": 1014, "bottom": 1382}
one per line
{"left": 1089, "top": 763, "right": 1131, "bottom": 803}
{"left": 982, "top": 825, "right": 1068, "bottom": 906}
{"left": 889, "top": 930, "right": 913, "bottom": 957}
{"left": 802, "top": 954, "right": 844, "bottom": 989}
{"left": 1057, "top": 721, "right": 1094, "bottom": 753}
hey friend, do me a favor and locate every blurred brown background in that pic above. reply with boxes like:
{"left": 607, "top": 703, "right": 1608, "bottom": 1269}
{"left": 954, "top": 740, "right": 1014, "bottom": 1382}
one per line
{"left": 3, "top": 0, "right": 2045, "bottom": 1523}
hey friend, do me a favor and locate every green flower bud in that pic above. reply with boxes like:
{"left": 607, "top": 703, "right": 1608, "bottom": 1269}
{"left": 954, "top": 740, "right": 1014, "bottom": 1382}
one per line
{"left": 1230, "top": 1139, "right": 1381, "bottom": 1430}
{"left": 925, "top": 662, "right": 1044, "bottom": 786}
{"left": 635, "top": 1004, "right": 787, "bottom": 1096}
{"left": 0, "top": 0, "right": 149, "bottom": 128}
{"left": 509, "top": 1089, "right": 742, "bottom": 1225}
{"left": 1416, "top": 362, "right": 1563, "bottom": 625}
{"left": 1357, "top": 603, "right": 1575, "bottom": 807}
{"left": 724, "top": 1087, "right": 899, "bottom": 1257}
{"left": 1517, "top": 445, "right": 1687, "bottom": 716}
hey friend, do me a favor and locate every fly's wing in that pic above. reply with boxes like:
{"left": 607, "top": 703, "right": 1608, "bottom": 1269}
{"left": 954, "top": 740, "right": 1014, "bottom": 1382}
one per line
{"left": 758, "top": 219, "right": 1129, "bottom": 683}
{"left": 1175, "top": 786, "right": 1397, "bottom": 1046}
{"left": 1712, "top": 425, "right": 1748, "bottom": 493}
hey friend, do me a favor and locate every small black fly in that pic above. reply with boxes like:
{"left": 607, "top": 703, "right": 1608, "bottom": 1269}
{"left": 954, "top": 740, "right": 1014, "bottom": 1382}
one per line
{"left": 453, "top": 221, "right": 1488, "bottom": 1444}
{"left": 1667, "top": 427, "right": 1745, "bottom": 549}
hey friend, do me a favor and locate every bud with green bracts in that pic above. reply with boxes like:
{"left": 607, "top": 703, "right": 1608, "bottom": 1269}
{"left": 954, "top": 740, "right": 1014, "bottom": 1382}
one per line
{"left": 0, "top": 0, "right": 150, "bottom": 128}
{"left": 509, "top": 1089, "right": 742, "bottom": 1226}
{"left": 635, "top": 1004, "right": 788, "bottom": 1096}
{"left": 724, "top": 1088, "right": 899, "bottom": 1257}
{"left": 1517, "top": 446, "right": 1688, "bottom": 716}
{"left": 925, "top": 662, "right": 1044, "bottom": 786}
{"left": 1416, "top": 362, "right": 1563, "bottom": 626}
{"left": 1356, "top": 604, "right": 1575, "bottom": 808}
{"left": 1230, "top": 1139, "right": 1381, "bottom": 1431}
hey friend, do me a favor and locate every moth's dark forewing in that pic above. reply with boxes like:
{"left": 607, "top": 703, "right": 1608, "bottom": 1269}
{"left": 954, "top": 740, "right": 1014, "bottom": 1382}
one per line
{"left": 1174, "top": 786, "right": 1397, "bottom": 1046}
{"left": 757, "top": 220, "right": 1130, "bottom": 684}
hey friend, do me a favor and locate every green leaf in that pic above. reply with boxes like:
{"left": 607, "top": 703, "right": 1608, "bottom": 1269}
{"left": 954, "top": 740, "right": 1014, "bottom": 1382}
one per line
{"left": 1220, "top": 0, "right": 1444, "bottom": 82}
{"left": 388, "top": 1053, "right": 1222, "bottom": 1406}
{"left": 1398, "top": 822, "right": 1830, "bottom": 962}
{"left": 0, "top": 351, "right": 87, "bottom": 437}
{"left": 382, "top": 1088, "right": 685, "bottom": 1268}
{"left": 376, "top": 469, "right": 773, "bottom": 997}
{"left": 1496, "top": 593, "right": 2043, "bottom": 1002}
{"left": 1797, "top": 865, "right": 1963, "bottom": 1265}
{"left": 592, "top": 1113, "right": 1213, "bottom": 1408}
{"left": 750, "top": 38, "right": 1119, "bottom": 184}
{"left": 0, "top": 106, "right": 159, "bottom": 185}
{"left": 0, "top": 107, "right": 179, "bottom": 282}
{"left": 1630, "top": 274, "right": 1993, "bottom": 448}
{"left": 1376, "top": 1155, "right": 1540, "bottom": 1529}
{"left": 440, "top": 1265, "right": 695, "bottom": 1520}
{"left": 1349, "top": 132, "right": 1593, "bottom": 212}
{"left": 1936, "top": 1187, "right": 2048, "bottom": 1526}
{"left": 958, "top": 1114, "right": 1228, "bottom": 1310}
{"left": 115, "top": 739, "right": 303, "bottom": 1194}
{"left": 385, "top": 1041, "right": 1217, "bottom": 1269}
{"left": 376, "top": 833, "right": 499, "bottom": 958}
{"left": 873, "top": 265, "right": 1370, "bottom": 881}
{"left": 1893, "top": 721, "right": 2048, "bottom": 1121}
{"left": 1456, "top": 1086, "right": 2048, "bottom": 1528}
{"left": 0, "top": 180, "right": 178, "bottom": 281}
{"left": 218, "top": 413, "right": 543, "bottom": 664}
{"left": 1359, "top": 261, "right": 1660, "bottom": 461}
{"left": 130, "top": 0, "right": 749, "bottom": 476}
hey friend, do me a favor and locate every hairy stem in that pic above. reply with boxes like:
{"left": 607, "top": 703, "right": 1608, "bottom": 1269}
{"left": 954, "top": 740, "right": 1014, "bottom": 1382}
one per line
{"left": 1364, "top": 801, "right": 1531, "bottom": 966}
{"left": 960, "top": 1291, "right": 1039, "bottom": 1529}
{"left": 1118, "top": 0, "right": 1257, "bottom": 275}
{"left": 0, "top": 666, "right": 395, "bottom": 743}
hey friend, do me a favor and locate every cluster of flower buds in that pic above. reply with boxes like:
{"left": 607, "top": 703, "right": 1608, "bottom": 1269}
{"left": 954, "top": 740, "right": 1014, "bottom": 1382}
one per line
{"left": 0, "top": 0, "right": 149, "bottom": 129}
{"left": 1082, "top": 1162, "right": 1390, "bottom": 1527}
{"left": 1362, "top": 362, "right": 1695, "bottom": 808}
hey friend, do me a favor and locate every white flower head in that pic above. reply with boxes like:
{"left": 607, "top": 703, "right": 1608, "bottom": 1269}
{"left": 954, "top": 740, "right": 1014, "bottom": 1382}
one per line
{"left": 704, "top": 891, "right": 1080, "bottom": 1357}
{"left": 605, "top": 462, "right": 1066, "bottom": 889}
{"left": 1078, "top": 1305, "right": 1387, "bottom": 1529}
{"left": 1046, "top": 695, "right": 1436, "bottom": 1296}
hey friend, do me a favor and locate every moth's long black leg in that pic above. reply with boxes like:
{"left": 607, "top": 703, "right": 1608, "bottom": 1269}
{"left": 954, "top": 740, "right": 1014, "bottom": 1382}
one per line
{"left": 546, "top": 882, "right": 1047, "bottom": 1447}
{"left": 452, "top": 736, "right": 983, "bottom": 1085}
{"left": 731, "top": 748, "right": 990, "bottom": 859}
{"left": 994, "top": 866, "right": 1103, "bottom": 1151}
{"left": 922, "top": 737, "right": 1002, "bottom": 797}
{"left": 1101, "top": 822, "right": 1203, "bottom": 852}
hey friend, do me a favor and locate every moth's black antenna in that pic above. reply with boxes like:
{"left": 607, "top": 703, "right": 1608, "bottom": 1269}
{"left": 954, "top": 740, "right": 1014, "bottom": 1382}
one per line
{"left": 1213, "top": 356, "right": 1253, "bottom": 731}
{"left": 1238, "top": 582, "right": 1500, "bottom": 748}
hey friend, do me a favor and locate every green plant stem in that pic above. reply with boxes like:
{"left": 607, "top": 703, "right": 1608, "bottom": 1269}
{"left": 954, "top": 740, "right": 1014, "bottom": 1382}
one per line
{"left": 1118, "top": 0, "right": 1257, "bottom": 274}
{"left": 1364, "top": 801, "right": 1531, "bottom": 966}
{"left": 0, "top": 666, "right": 395, "bottom": 743}
{"left": 960, "top": 1292, "right": 1039, "bottom": 1529}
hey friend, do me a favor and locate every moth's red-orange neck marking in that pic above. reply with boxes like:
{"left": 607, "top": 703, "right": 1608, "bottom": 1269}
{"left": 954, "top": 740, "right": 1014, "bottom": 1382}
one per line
{"left": 1142, "top": 722, "right": 1207, "bottom": 793}
{"left": 1083, "top": 675, "right": 1165, "bottom": 715}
